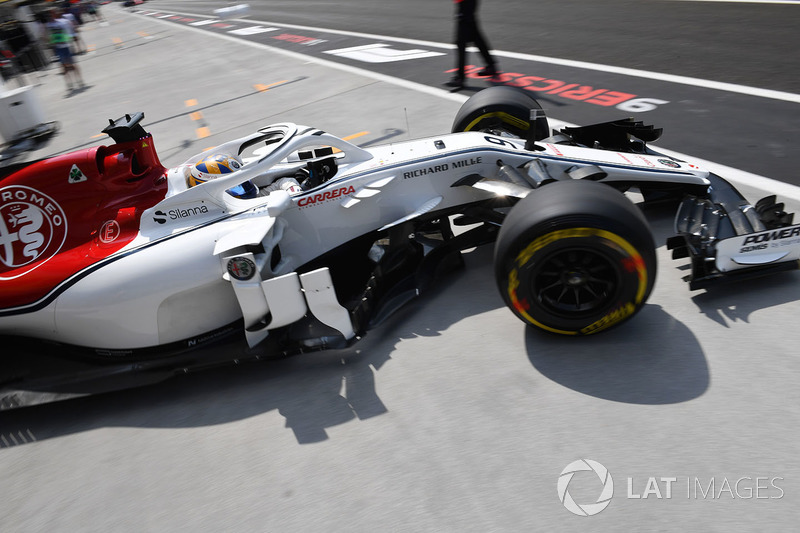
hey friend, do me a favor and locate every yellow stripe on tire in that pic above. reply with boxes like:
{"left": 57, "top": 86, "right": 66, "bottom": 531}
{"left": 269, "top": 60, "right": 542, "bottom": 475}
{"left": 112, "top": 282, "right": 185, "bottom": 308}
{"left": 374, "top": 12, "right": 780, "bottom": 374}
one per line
{"left": 464, "top": 111, "right": 530, "bottom": 132}
{"left": 507, "top": 227, "right": 648, "bottom": 335}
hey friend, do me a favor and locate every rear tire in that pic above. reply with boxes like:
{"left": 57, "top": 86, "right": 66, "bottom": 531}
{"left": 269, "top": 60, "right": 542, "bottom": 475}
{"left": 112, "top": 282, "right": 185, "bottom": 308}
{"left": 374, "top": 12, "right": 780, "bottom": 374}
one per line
{"left": 451, "top": 86, "right": 549, "bottom": 141}
{"left": 494, "top": 180, "right": 657, "bottom": 335}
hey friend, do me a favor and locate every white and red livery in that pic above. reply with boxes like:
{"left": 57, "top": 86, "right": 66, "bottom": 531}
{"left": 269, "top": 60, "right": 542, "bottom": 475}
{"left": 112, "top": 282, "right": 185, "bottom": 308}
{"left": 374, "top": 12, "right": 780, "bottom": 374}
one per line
{"left": 1, "top": 88, "right": 797, "bottom": 405}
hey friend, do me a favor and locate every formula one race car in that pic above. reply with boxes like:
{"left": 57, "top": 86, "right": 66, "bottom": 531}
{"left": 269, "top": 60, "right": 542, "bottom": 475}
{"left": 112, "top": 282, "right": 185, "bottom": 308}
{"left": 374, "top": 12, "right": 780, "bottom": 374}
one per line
{"left": 1, "top": 87, "right": 797, "bottom": 407}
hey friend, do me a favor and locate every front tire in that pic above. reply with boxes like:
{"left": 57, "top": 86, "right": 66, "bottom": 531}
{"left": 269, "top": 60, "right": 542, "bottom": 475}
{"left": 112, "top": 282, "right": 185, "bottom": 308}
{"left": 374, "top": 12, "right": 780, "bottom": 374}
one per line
{"left": 494, "top": 180, "right": 657, "bottom": 335}
{"left": 451, "top": 86, "right": 550, "bottom": 141}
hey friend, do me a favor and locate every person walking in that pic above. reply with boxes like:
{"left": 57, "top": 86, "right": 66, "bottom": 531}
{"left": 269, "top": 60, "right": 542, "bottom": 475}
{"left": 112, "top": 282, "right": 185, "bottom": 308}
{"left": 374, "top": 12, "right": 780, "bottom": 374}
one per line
{"left": 61, "top": 6, "right": 86, "bottom": 55}
{"left": 46, "top": 9, "right": 85, "bottom": 93}
{"left": 445, "top": 0, "right": 497, "bottom": 90}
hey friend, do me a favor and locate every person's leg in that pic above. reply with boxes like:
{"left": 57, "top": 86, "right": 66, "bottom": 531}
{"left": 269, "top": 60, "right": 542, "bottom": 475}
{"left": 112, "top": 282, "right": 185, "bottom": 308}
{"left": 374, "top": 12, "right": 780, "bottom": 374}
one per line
{"left": 456, "top": 17, "right": 468, "bottom": 78}
{"left": 470, "top": 21, "right": 496, "bottom": 75}
{"left": 71, "top": 61, "right": 85, "bottom": 87}
{"left": 75, "top": 32, "right": 86, "bottom": 54}
{"left": 60, "top": 47, "right": 84, "bottom": 89}
{"left": 445, "top": 12, "right": 469, "bottom": 88}
{"left": 464, "top": 0, "right": 496, "bottom": 75}
{"left": 55, "top": 47, "right": 71, "bottom": 89}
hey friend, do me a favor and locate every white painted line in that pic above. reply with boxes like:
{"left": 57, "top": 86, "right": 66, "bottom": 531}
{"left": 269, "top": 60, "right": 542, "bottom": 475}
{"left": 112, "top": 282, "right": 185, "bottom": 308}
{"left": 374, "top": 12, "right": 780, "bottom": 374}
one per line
{"left": 654, "top": 147, "right": 800, "bottom": 201}
{"left": 325, "top": 44, "right": 445, "bottom": 63}
{"left": 141, "top": 9, "right": 456, "bottom": 49}
{"left": 494, "top": 50, "right": 800, "bottom": 104}
{"left": 141, "top": 9, "right": 800, "bottom": 103}
{"left": 544, "top": 118, "right": 800, "bottom": 200}
{"left": 137, "top": 9, "right": 800, "bottom": 201}
{"left": 669, "top": 0, "right": 800, "bottom": 4}
{"left": 233, "top": 17, "right": 800, "bottom": 104}
{"left": 229, "top": 26, "right": 279, "bottom": 36}
{"left": 141, "top": 11, "right": 469, "bottom": 105}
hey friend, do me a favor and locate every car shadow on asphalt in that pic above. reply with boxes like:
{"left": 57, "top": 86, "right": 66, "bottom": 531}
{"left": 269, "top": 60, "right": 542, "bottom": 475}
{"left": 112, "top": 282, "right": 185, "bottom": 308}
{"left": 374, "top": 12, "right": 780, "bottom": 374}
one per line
{"left": 641, "top": 198, "right": 800, "bottom": 328}
{"left": 0, "top": 247, "right": 502, "bottom": 448}
{"left": 520, "top": 200, "right": 712, "bottom": 405}
{"left": 0, "top": 215, "right": 719, "bottom": 448}
{"left": 525, "top": 304, "right": 709, "bottom": 405}
{"left": 689, "top": 270, "right": 800, "bottom": 328}
{"left": 0, "top": 342, "right": 393, "bottom": 448}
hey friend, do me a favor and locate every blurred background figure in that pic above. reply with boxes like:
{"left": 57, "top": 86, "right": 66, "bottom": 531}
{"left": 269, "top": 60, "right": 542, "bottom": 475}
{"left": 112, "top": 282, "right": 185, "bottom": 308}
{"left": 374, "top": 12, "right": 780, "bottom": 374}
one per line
{"left": 45, "top": 8, "right": 85, "bottom": 93}
{"left": 61, "top": 3, "right": 86, "bottom": 55}
{"left": 86, "top": 1, "right": 106, "bottom": 24}
{"left": 445, "top": 0, "right": 497, "bottom": 90}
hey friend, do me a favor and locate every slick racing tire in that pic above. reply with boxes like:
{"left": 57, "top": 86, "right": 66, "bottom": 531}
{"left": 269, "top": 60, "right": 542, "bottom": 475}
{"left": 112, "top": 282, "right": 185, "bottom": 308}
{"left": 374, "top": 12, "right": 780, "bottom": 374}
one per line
{"left": 494, "top": 180, "right": 657, "bottom": 335}
{"left": 451, "top": 86, "right": 550, "bottom": 141}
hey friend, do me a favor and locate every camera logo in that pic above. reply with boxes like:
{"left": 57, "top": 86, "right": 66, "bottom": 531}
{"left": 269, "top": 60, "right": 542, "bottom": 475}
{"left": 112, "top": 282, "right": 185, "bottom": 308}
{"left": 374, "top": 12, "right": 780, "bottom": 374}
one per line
{"left": 557, "top": 459, "right": 614, "bottom": 517}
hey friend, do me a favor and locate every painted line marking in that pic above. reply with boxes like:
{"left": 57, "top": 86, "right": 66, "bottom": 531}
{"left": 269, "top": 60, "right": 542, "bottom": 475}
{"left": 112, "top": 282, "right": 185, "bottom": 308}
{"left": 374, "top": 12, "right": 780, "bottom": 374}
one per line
{"left": 142, "top": 7, "right": 800, "bottom": 103}
{"left": 185, "top": 99, "right": 209, "bottom": 138}
{"left": 332, "top": 131, "right": 371, "bottom": 152}
{"left": 343, "top": 131, "right": 369, "bottom": 142}
{"left": 333, "top": 131, "right": 369, "bottom": 154}
{"left": 254, "top": 80, "right": 289, "bottom": 92}
{"left": 137, "top": 9, "right": 800, "bottom": 200}
{"left": 495, "top": 50, "right": 800, "bottom": 104}
{"left": 669, "top": 1, "right": 800, "bottom": 4}
{"left": 236, "top": 15, "right": 800, "bottom": 104}
{"left": 325, "top": 43, "right": 445, "bottom": 63}
{"left": 229, "top": 26, "right": 279, "bottom": 36}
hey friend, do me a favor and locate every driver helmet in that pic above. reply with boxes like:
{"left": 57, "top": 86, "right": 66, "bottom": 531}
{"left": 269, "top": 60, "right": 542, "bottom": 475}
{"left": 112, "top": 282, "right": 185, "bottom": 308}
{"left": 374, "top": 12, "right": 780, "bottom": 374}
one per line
{"left": 189, "top": 154, "right": 243, "bottom": 187}
{"left": 188, "top": 154, "right": 257, "bottom": 199}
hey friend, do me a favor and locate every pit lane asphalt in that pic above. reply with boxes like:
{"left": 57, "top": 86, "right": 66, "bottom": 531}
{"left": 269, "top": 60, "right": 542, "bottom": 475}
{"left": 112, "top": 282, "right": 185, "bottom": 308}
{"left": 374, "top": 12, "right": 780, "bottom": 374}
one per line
{"left": 146, "top": 0, "right": 800, "bottom": 186}
{"left": 1, "top": 4, "right": 799, "bottom": 532}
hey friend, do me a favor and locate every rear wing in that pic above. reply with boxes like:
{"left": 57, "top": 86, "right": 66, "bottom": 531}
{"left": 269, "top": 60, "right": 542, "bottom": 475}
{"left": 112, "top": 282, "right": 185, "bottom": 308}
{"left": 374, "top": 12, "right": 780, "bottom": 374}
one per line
{"left": 102, "top": 112, "right": 148, "bottom": 144}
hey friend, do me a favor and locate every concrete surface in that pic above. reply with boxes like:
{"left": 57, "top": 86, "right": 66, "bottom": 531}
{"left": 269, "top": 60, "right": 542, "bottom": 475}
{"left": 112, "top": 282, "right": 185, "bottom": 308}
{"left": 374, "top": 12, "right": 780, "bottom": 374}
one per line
{"left": 1, "top": 5, "right": 799, "bottom": 532}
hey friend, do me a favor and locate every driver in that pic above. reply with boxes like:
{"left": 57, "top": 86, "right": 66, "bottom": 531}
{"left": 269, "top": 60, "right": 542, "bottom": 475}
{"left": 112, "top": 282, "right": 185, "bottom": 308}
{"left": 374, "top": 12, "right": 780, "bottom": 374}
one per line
{"left": 188, "top": 154, "right": 258, "bottom": 199}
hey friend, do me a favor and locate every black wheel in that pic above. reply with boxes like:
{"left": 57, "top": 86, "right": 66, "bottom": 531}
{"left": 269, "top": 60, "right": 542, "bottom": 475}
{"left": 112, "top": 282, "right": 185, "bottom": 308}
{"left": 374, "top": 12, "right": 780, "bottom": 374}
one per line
{"left": 494, "top": 180, "right": 657, "bottom": 335}
{"left": 451, "top": 86, "right": 549, "bottom": 141}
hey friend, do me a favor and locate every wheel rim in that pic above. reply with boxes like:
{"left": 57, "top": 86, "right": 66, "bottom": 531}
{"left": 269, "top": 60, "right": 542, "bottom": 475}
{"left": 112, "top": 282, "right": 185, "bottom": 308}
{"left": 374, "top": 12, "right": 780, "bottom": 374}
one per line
{"left": 530, "top": 246, "right": 620, "bottom": 316}
{"left": 470, "top": 121, "right": 523, "bottom": 138}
